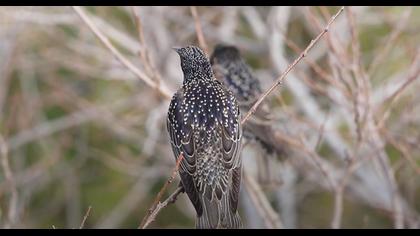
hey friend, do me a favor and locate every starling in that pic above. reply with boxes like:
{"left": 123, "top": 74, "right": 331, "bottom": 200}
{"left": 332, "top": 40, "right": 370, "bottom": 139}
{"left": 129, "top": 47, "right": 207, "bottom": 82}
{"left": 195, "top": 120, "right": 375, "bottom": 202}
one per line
{"left": 167, "top": 46, "right": 243, "bottom": 228}
{"left": 210, "top": 44, "right": 287, "bottom": 157}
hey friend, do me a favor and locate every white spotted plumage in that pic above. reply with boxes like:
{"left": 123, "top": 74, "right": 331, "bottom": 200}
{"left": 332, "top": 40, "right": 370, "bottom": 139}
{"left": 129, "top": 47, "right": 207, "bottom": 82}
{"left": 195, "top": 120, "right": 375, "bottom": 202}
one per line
{"left": 167, "top": 46, "right": 243, "bottom": 229}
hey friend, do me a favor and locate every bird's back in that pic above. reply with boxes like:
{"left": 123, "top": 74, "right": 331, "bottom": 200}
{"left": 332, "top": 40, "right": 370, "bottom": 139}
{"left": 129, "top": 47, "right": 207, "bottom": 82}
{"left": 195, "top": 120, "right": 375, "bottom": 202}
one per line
{"left": 167, "top": 77, "right": 242, "bottom": 228}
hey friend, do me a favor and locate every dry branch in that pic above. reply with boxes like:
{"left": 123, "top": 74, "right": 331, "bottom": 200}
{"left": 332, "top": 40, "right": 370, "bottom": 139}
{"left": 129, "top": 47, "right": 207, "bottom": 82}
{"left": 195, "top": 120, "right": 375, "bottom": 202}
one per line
{"left": 139, "top": 153, "right": 184, "bottom": 229}
{"left": 131, "top": 7, "right": 162, "bottom": 84}
{"left": 71, "top": 6, "right": 172, "bottom": 99}
{"left": 243, "top": 170, "right": 284, "bottom": 228}
{"left": 140, "top": 186, "right": 184, "bottom": 229}
{"left": 241, "top": 6, "right": 345, "bottom": 125}
{"left": 0, "top": 135, "right": 18, "bottom": 228}
{"left": 368, "top": 8, "right": 413, "bottom": 75}
{"left": 331, "top": 159, "right": 355, "bottom": 229}
{"left": 79, "top": 206, "right": 92, "bottom": 229}
{"left": 190, "top": 6, "right": 209, "bottom": 55}
{"left": 376, "top": 49, "right": 420, "bottom": 129}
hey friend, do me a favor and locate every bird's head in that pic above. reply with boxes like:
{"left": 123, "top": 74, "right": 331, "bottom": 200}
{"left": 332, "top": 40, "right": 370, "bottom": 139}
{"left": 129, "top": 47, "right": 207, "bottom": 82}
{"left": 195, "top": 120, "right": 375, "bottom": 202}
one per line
{"left": 173, "top": 46, "right": 213, "bottom": 84}
{"left": 210, "top": 44, "right": 241, "bottom": 65}
{"left": 173, "top": 45, "right": 207, "bottom": 61}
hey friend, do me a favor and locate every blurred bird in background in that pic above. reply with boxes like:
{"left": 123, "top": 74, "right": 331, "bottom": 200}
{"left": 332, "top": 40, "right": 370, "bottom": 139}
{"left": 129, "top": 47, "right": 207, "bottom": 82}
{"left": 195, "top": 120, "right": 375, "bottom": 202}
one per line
{"left": 167, "top": 46, "right": 243, "bottom": 228}
{"left": 210, "top": 44, "right": 288, "bottom": 185}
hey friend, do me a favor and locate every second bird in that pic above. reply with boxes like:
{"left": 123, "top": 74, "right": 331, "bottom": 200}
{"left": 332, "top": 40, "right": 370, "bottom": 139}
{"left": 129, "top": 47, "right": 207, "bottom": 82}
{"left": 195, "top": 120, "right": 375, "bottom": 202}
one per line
{"left": 211, "top": 44, "right": 286, "bottom": 157}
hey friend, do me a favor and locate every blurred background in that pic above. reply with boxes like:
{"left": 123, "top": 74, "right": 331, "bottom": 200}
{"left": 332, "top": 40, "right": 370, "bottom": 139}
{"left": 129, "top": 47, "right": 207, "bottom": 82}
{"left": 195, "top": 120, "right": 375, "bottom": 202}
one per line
{"left": 0, "top": 6, "right": 419, "bottom": 229}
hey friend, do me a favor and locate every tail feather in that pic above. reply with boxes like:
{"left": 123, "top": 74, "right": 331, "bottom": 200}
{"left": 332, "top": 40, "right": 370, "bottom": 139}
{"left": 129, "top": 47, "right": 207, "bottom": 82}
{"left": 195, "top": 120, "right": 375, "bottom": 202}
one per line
{"left": 196, "top": 192, "right": 242, "bottom": 229}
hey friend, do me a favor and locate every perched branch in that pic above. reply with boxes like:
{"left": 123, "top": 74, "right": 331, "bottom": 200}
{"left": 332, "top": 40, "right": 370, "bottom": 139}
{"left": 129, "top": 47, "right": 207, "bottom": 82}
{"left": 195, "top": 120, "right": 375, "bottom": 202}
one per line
{"left": 241, "top": 6, "right": 345, "bottom": 125}
{"left": 138, "top": 153, "right": 184, "bottom": 229}
{"left": 141, "top": 186, "right": 184, "bottom": 229}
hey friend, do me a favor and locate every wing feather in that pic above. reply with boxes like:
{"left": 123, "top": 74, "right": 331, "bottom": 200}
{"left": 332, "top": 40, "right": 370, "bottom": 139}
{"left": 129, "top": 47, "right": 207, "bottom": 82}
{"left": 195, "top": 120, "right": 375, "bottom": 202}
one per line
{"left": 167, "top": 83, "right": 243, "bottom": 228}
{"left": 167, "top": 91, "right": 203, "bottom": 216}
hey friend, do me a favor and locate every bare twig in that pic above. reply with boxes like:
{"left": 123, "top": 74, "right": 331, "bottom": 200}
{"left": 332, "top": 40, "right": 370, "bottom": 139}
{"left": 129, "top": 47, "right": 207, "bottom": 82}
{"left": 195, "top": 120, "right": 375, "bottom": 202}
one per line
{"left": 71, "top": 6, "right": 172, "bottom": 99}
{"left": 375, "top": 141, "right": 405, "bottom": 229}
{"left": 376, "top": 49, "right": 420, "bottom": 129}
{"left": 243, "top": 170, "right": 284, "bottom": 228}
{"left": 305, "top": 7, "right": 347, "bottom": 69}
{"left": 79, "top": 206, "right": 92, "bottom": 229}
{"left": 7, "top": 94, "right": 141, "bottom": 151}
{"left": 131, "top": 7, "right": 162, "bottom": 84}
{"left": 0, "top": 32, "right": 18, "bottom": 122}
{"left": 141, "top": 186, "right": 184, "bottom": 229}
{"left": 346, "top": 6, "right": 369, "bottom": 144}
{"left": 331, "top": 184, "right": 344, "bottom": 229}
{"left": 139, "top": 153, "right": 184, "bottom": 229}
{"left": 331, "top": 159, "right": 356, "bottom": 229}
{"left": 0, "top": 135, "right": 18, "bottom": 228}
{"left": 280, "top": 30, "right": 348, "bottom": 96}
{"left": 241, "top": 6, "right": 345, "bottom": 125}
{"left": 381, "top": 128, "right": 420, "bottom": 175}
{"left": 368, "top": 8, "right": 413, "bottom": 75}
{"left": 315, "top": 109, "right": 330, "bottom": 150}
{"left": 190, "top": 6, "right": 209, "bottom": 55}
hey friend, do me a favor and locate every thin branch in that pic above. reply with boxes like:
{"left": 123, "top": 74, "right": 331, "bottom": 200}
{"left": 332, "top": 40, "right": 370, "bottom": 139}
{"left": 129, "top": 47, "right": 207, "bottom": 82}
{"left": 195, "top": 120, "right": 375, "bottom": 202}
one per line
{"left": 376, "top": 49, "right": 420, "bottom": 129}
{"left": 347, "top": 6, "right": 369, "bottom": 144}
{"left": 138, "top": 153, "right": 184, "bottom": 229}
{"left": 243, "top": 170, "right": 284, "bottom": 228}
{"left": 79, "top": 206, "right": 92, "bottom": 229}
{"left": 241, "top": 6, "right": 345, "bottom": 125}
{"left": 368, "top": 8, "right": 413, "bottom": 75}
{"left": 315, "top": 109, "right": 330, "bottom": 151}
{"left": 131, "top": 7, "right": 162, "bottom": 84}
{"left": 331, "top": 186, "right": 344, "bottom": 229}
{"left": 331, "top": 158, "right": 355, "bottom": 229}
{"left": 71, "top": 6, "right": 172, "bottom": 99}
{"left": 190, "top": 6, "right": 209, "bottom": 55}
{"left": 280, "top": 29, "right": 349, "bottom": 97}
{"left": 141, "top": 186, "right": 184, "bottom": 229}
{"left": 375, "top": 141, "right": 405, "bottom": 229}
{"left": 7, "top": 94, "right": 141, "bottom": 151}
{"left": 0, "top": 32, "right": 18, "bottom": 122}
{"left": 381, "top": 128, "right": 420, "bottom": 175}
{"left": 0, "top": 135, "right": 18, "bottom": 228}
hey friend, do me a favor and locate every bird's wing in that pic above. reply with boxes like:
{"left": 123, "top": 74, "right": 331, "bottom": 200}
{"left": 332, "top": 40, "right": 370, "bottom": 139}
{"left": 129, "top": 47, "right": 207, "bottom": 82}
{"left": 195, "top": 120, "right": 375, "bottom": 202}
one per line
{"left": 196, "top": 107, "right": 242, "bottom": 228}
{"left": 167, "top": 90, "right": 203, "bottom": 216}
{"left": 167, "top": 87, "right": 243, "bottom": 227}
{"left": 219, "top": 87, "right": 243, "bottom": 211}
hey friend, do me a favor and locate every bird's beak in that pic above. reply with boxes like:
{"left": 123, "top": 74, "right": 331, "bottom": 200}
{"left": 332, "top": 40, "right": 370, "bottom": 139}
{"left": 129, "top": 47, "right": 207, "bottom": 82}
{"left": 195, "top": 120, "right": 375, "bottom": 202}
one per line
{"left": 172, "top": 47, "right": 182, "bottom": 54}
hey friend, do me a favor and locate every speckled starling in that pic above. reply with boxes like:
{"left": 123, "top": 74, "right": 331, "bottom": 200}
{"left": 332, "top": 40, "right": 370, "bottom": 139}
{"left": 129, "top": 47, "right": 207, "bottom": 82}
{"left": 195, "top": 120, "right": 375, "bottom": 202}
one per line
{"left": 167, "top": 46, "right": 243, "bottom": 229}
{"left": 211, "top": 44, "right": 286, "bottom": 157}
